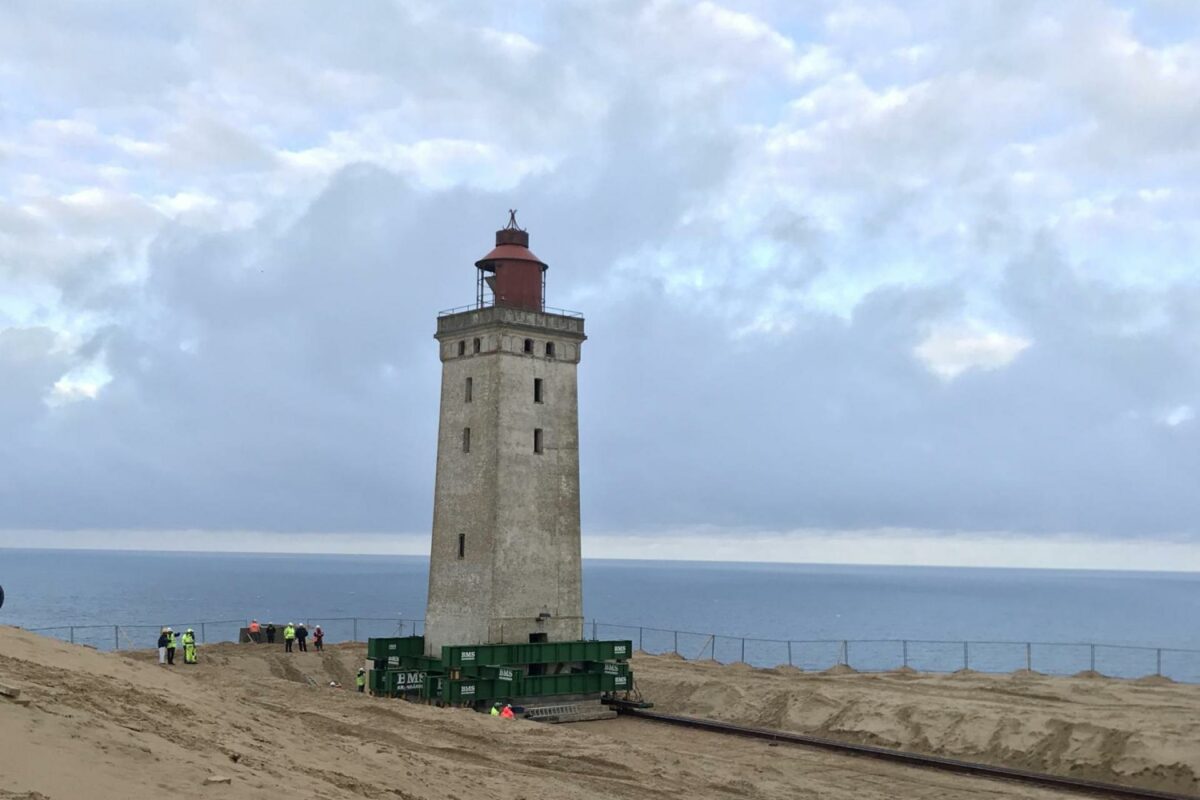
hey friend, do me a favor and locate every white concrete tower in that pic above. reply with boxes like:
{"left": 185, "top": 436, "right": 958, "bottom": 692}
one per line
{"left": 424, "top": 214, "right": 586, "bottom": 657}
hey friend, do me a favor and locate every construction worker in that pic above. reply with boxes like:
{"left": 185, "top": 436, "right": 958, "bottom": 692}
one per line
{"left": 500, "top": 703, "right": 515, "bottom": 719}
{"left": 182, "top": 628, "right": 197, "bottom": 664}
{"left": 283, "top": 622, "right": 296, "bottom": 653}
{"left": 248, "top": 619, "right": 261, "bottom": 643}
{"left": 165, "top": 627, "right": 177, "bottom": 665}
{"left": 355, "top": 668, "right": 366, "bottom": 693}
{"left": 157, "top": 628, "right": 169, "bottom": 665}
{"left": 490, "top": 702, "right": 502, "bottom": 717}
{"left": 265, "top": 622, "right": 276, "bottom": 644}
{"left": 296, "top": 622, "right": 308, "bottom": 652}
{"left": 312, "top": 625, "right": 324, "bottom": 652}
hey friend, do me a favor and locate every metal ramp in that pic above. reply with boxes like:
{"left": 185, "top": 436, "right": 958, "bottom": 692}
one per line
{"left": 523, "top": 700, "right": 616, "bottom": 724}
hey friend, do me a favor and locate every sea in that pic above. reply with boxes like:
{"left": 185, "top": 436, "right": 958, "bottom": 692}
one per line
{"left": 2, "top": 549, "right": 1198, "bottom": 680}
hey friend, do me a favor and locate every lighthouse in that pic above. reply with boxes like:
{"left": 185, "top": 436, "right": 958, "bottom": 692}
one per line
{"left": 424, "top": 213, "right": 586, "bottom": 657}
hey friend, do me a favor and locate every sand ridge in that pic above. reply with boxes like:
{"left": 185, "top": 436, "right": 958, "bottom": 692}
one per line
{"left": 632, "top": 652, "right": 1200, "bottom": 795}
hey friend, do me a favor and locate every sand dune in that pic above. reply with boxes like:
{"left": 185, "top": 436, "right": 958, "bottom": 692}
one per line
{"left": 633, "top": 653, "right": 1200, "bottom": 795}
{"left": 0, "top": 626, "right": 1179, "bottom": 799}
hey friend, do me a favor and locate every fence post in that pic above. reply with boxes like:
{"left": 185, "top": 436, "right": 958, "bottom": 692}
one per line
{"left": 638, "top": 627, "right": 643, "bottom": 652}
{"left": 902, "top": 640, "right": 908, "bottom": 668}
{"left": 963, "top": 641, "right": 969, "bottom": 671}
{"left": 592, "top": 619, "right": 597, "bottom": 640}
{"left": 740, "top": 637, "right": 745, "bottom": 663}
{"left": 114, "top": 625, "right": 119, "bottom": 651}
{"left": 673, "top": 630, "right": 678, "bottom": 655}
{"left": 70, "top": 626, "right": 75, "bottom": 644}
{"left": 1156, "top": 648, "right": 1162, "bottom": 676}
{"left": 842, "top": 640, "right": 848, "bottom": 666}
{"left": 1026, "top": 642, "right": 1032, "bottom": 671}
{"left": 710, "top": 635, "right": 716, "bottom": 661}
{"left": 1089, "top": 644, "right": 1096, "bottom": 672}
{"left": 787, "top": 641, "right": 793, "bottom": 667}
{"left": 353, "top": 618, "right": 358, "bottom": 642}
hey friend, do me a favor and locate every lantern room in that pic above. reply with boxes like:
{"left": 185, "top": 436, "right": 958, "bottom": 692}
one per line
{"left": 474, "top": 211, "right": 547, "bottom": 312}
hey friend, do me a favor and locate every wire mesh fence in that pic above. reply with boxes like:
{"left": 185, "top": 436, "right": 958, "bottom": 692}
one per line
{"left": 23, "top": 616, "right": 1200, "bottom": 684}
{"left": 590, "top": 622, "right": 1200, "bottom": 683}
{"left": 26, "top": 617, "right": 426, "bottom": 652}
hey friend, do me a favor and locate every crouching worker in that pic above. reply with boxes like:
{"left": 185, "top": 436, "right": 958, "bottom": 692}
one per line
{"left": 500, "top": 703, "right": 515, "bottom": 719}
{"left": 490, "top": 702, "right": 502, "bottom": 716}
{"left": 182, "top": 628, "right": 198, "bottom": 664}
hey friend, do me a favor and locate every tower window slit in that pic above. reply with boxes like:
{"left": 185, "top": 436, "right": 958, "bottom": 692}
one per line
{"left": 534, "top": 378, "right": 543, "bottom": 403}
{"left": 545, "top": 342, "right": 555, "bottom": 357}
{"left": 465, "top": 376, "right": 473, "bottom": 403}
{"left": 462, "top": 427, "right": 471, "bottom": 453}
{"left": 457, "top": 340, "right": 466, "bottom": 356}
{"left": 533, "top": 428, "right": 543, "bottom": 454}
{"left": 473, "top": 337, "right": 481, "bottom": 353}
{"left": 523, "top": 338, "right": 534, "bottom": 353}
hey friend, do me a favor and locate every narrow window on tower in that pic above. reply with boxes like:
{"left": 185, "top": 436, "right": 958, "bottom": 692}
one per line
{"left": 545, "top": 342, "right": 555, "bottom": 358}
{"left": 462, "top": 427, "right": 471, "bottom": 453}
{"left": 534, "top": 378, "right": 543, "bottom": 404}
{"left": 465, "top": 377, "right": 473, "bottom": 403}
{"left": 457, "top": 534, "right": 465, "bottom": 560}
{"left": 473, "top": 337, "right": 481, "bottom": 353}
{"left": 533, "top": 428, "right": 543, "bottom": 454}
{"left": 457, "top": 340, "right": 466, "bottom": 356}
{"left": 523, "top": 338, "right": 534, "bottom": 353}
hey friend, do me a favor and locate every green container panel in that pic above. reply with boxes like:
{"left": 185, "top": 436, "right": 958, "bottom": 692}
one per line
{"left": 367, "top": 636, "right": 425, "bottom": 660}
{"left": 601, "top": 672, "right": 633, "bottom": 692}
{"left": 368, "top": 669, "right": 388, "bottom": 695}
{"left": 384, "top": 668, "right": 430, "bottom": 695}
{"left": 462, "top": 664, "right": 523, "bottom": 684}
{"left": 521, "top": 672, "right": 604, "bottom": 697}
{"left": 396, "top": 654, "right": 443, "bottom": 671}
{"left": 443, "top": 678, "right": 499, "bottom": 704}
{"left": 373, "top": 655, "right": 406, "bottom": 670}
{"left": 583, "top": 661, "right": 631, "bottom": 677}
{"left": 441, "top": 643, "right": 514, "bottom": 667}
{"left": 442, "top": 639, "right": 634, "bottom": 667}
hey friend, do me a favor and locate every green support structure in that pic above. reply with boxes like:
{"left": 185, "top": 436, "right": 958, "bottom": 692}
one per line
{"left": 366, "top": 637, "right": 635, "bottom": 706}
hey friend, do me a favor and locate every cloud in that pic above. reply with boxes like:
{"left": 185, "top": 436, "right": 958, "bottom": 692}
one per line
{"left": 0, "top": 1, "right": 1198, "bottom": 560}
{"left": 914, "top": 323, "right": 1031, "bottom": 379}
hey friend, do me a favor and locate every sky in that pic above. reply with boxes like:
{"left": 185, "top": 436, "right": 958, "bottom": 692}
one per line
{"left": 1, "top": 1, "right": 1199, "bottom": 570}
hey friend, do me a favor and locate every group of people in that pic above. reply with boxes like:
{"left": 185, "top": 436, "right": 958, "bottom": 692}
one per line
{"left": 490, "top": 702, "right": 515, "bottom": 719}
{"left": 156, "top": 627, "right": 197, "bottom": 665}
{"left": 247, "top": 619, "right": 324, "bottom": 652}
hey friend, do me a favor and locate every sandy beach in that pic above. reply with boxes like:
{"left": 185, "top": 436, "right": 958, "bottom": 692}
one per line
{"left": 1, "top": 626, "right": 1196, "bottom": 799}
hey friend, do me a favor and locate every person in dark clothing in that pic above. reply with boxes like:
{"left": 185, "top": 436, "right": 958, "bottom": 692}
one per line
{"left": 265, "top": 623, "right": 276, "bottom": 644}
{"left": 312, "top": 625, "right": 324, "bottom": 652}
{"left": 296, "top": 623, "right": 309, "bottom": 652}
{"left": 157, "top": 629, "right": 169, "bottom": 666}
{"left": 165, "top": 627, "right": 177, "bottom": 665}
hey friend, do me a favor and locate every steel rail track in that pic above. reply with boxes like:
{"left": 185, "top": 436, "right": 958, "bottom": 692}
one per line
{"left": 616, "top": 708, "right": 1197, "bottom": 800}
